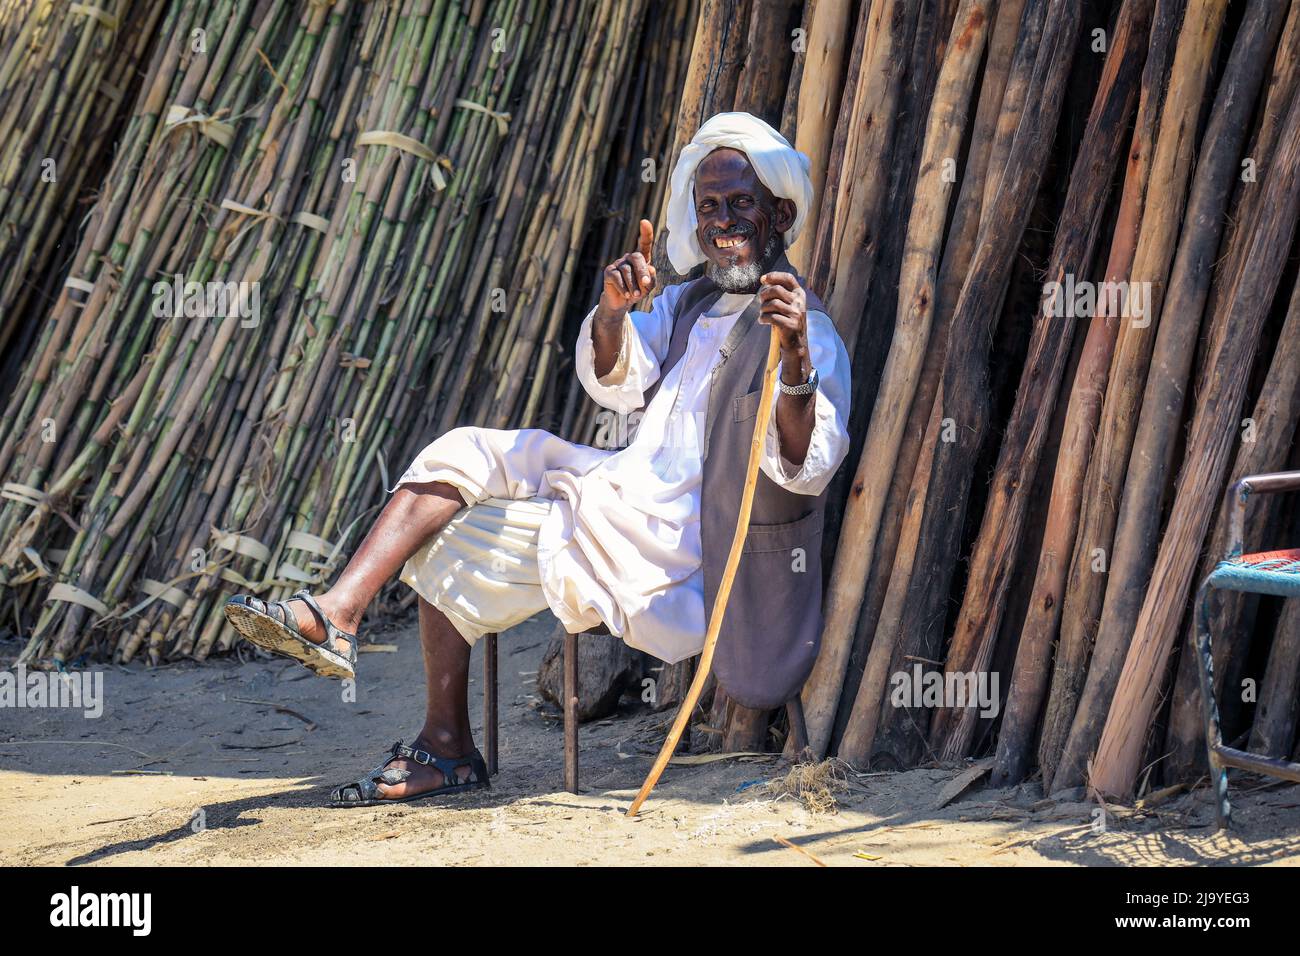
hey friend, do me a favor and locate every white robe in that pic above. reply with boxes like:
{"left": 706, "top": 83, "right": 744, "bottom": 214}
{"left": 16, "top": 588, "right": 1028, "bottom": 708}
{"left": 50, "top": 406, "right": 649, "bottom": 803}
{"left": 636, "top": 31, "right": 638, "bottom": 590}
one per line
{"left": 394, "top": 285, "right": 852, "bottom": 663}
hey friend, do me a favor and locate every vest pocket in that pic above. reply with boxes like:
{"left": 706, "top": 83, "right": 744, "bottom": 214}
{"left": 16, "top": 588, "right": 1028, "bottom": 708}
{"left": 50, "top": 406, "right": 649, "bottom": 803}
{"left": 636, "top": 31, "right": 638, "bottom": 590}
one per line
{"left": 733, "top": 388, "right": 762, "bottom": 422}
{"left": 742, "top": 508, "right": 823, "bottom": 554}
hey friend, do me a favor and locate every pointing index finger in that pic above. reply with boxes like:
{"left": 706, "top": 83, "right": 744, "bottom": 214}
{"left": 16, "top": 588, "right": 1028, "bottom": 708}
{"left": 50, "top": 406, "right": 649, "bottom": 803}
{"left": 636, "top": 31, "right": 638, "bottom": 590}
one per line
{"left": 637, "top": 219, "right": 654, "bottom": 261}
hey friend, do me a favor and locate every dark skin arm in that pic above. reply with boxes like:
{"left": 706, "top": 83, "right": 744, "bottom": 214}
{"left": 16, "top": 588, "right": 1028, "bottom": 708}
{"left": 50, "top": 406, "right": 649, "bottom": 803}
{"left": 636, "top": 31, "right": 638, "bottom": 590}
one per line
{"left": 759, "top": 270, "right": 815, "bottom": 468}
{"left": 592, "top": 219, "right": 656, "bottom": 379}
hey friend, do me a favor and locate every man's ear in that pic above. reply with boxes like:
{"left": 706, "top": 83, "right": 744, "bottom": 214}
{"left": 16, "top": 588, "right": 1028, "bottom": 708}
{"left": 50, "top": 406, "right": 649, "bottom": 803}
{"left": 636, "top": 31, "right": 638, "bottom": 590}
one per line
{"left": 774, "top": 197, "right": 797, "bottom": 235}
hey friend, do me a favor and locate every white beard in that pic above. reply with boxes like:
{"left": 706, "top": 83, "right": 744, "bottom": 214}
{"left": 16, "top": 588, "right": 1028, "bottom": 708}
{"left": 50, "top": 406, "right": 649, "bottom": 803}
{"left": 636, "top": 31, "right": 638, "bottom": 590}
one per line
{"left": 706, "top": 233, "right": 784, "bottom": 292}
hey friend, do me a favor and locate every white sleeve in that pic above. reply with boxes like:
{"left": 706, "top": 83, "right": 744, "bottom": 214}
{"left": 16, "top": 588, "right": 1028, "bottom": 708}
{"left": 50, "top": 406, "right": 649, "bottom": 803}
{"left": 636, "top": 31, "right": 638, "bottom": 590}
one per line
{"left": 575, "top": 283, "right": 683, "bottom": 414}
{"left": 759, "top": 309, "right": 852, "bottom": 496}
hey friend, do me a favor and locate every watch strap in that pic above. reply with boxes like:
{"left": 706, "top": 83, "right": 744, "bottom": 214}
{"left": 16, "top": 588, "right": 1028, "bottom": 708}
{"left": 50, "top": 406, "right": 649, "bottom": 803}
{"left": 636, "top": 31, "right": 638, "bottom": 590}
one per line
{"left": 778, "top": 366, "right": 819, "bottom": 396}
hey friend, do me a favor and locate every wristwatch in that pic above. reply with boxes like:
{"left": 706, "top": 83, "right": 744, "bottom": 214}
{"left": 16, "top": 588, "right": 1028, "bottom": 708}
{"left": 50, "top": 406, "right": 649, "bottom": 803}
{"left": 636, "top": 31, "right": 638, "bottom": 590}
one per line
{"left": 778, "top": 366, "right": 819, "bottom": 396}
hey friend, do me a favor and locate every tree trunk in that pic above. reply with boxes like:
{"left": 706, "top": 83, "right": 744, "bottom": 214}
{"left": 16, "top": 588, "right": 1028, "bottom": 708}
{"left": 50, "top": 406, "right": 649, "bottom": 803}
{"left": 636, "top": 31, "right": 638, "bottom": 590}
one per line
{"left": 538, "top": 623, "right": 648, "bottom": 721}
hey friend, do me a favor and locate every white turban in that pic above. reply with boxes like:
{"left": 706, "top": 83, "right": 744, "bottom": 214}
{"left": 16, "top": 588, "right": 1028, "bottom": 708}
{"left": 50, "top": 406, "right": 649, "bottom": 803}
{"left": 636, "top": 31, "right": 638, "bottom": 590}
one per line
{"left": 665, "top": 112, "right": 813, "bottom": 275}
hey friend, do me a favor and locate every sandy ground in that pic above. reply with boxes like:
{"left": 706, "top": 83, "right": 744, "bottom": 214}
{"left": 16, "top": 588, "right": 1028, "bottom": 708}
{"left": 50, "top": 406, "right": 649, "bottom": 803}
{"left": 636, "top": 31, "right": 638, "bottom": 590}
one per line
{"left": 2, "top": 612, "right": 1299, "bottom": 867}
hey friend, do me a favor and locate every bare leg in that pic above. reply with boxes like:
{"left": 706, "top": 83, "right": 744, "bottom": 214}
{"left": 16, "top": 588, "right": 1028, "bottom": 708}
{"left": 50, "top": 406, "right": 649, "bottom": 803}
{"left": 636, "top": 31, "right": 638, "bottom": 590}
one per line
{"left": 374, "top": 598, "right": 477, "bottom": 797}
{"left": 287, "top": 479, "right": 464, "bottom": 651}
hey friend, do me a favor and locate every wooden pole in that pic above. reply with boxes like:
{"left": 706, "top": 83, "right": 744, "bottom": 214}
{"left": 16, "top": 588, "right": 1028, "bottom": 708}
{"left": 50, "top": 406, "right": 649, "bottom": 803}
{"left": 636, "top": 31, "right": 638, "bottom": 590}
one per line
{"left": 1089, "top": 78, "right": 1300, "bottom": 799}
{"left": 829, "top": 0, "right": 1022, "bottom": 766}
{"left": 1044, "top": 0, "right": 1227, "bottom": 792}
{"left": 798, "top": 0, "right": 993, "bottom": 758}
{"left": 935, "top": 0, "right": 1153, "bottom": 765}
{"left": 785, "top": 0, "right": 854, "bottom": 273}
{"left": 1054, "top": 0, "right": 1285, "bottom": 791}
{"left": 884, "top": 0, "right": 1080, "bottom": 764}
{"left": 996, "top": 0, "right": 1183, "bottom": 788}
{"left": 1166, "top": 277, "right": 1300, "bottom": 773}
{"left": 733, "top": 0, "right": 802, "bottom": 126}
{"left": 1161, "top": 0, "right": 1300, "bottom": 781}
{"left": 1251, "top": 581, "right": 1300, "bottom": 759}
{"left": 653, "top": 0, "right": 753, "bottom": 285}
{"left": 819, "top": 0, "right": 923, "bottom": 351}
{"left": 627, "top": 326, "right": 781, "bottom": 816}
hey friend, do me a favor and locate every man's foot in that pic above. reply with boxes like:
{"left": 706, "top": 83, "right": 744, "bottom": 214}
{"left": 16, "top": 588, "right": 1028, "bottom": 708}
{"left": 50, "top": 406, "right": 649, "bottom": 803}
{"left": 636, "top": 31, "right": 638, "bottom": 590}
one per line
{"left": 330, "top": 737, "right": 490, "bottom": 807}
{"left": 373, "top": 735, "right": 476, "bottom": 799}
{"left": 223, "top": 590, "right": 358, "bottom": 679}
{"left": 284, "top": 592, "right": 361, "bottom": 659}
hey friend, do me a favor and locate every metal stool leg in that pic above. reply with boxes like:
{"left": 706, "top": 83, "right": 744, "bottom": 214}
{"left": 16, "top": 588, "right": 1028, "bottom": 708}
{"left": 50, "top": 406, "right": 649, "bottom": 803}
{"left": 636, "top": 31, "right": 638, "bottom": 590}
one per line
{"left": 484, "top": 632, "right": 498, "bottom": 777}
{"left": 564, "top": 630, "right": 579, "bottom": 793}
{"left": 1188, "top": 474, "right": 1300, "bottom": 828}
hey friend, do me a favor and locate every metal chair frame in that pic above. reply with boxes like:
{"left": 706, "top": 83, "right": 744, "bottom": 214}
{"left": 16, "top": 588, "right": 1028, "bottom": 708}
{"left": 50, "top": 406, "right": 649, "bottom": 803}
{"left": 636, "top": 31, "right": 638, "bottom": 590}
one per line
{"left": 1195, "top": 470, "right": 1300, "bottom": 829}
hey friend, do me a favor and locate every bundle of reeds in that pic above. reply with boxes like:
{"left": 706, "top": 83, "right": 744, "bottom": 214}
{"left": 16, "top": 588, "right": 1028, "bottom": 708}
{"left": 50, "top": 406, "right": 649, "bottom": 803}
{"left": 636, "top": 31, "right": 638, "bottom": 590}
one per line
{"left": 0, "top": 0, "right": 166, "bottom": 377}
{"left": 0, "top": 0, "right": 690, "bottom": 666}
{"left": 558, "top": 0, "right": 699, "bottom": 445}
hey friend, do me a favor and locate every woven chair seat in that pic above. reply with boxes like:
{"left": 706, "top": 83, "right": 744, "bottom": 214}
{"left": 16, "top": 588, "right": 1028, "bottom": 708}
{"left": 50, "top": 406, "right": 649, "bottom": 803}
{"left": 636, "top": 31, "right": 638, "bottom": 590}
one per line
{"left": 1206, "top": 547, "right": 1300, "bottom": 597}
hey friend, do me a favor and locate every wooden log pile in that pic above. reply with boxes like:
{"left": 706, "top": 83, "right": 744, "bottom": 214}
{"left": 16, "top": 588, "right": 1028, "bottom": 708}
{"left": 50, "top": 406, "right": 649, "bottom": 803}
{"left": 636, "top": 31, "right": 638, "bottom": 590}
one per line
{"left": 619, "top": 0, "right": 1300, "bottom": 790}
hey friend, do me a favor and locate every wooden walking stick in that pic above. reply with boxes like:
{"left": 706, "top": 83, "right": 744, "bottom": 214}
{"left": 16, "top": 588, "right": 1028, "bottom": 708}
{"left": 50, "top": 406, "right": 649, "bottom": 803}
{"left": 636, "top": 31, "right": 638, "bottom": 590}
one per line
{"left": 627, "top": 324, "right": 782, "bottom": 817}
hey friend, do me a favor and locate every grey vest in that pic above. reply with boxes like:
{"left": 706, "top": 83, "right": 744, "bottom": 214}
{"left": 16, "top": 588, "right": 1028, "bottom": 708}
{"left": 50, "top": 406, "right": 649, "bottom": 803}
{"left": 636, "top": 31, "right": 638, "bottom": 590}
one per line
{"left": 644, "top": 256, "right": 833, "bottom": 709}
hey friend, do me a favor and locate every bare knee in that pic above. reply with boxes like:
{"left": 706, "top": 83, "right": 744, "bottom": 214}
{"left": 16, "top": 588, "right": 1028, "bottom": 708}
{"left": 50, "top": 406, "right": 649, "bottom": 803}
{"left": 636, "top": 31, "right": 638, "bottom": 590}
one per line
{"left": 396, "top": 479, "right": 464, "bottom": 502}
{"left": 389, "top": 480, "right": 464, "bottom": 529}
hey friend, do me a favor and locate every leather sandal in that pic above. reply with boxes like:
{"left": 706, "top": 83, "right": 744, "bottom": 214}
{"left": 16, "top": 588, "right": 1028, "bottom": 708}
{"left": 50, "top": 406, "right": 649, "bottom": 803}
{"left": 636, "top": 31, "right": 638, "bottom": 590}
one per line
{"left": 329, "top": 740, "right": 491, "bottom": 807}
{"left": 223, "top": 589, "right": 358, "bottom": 679}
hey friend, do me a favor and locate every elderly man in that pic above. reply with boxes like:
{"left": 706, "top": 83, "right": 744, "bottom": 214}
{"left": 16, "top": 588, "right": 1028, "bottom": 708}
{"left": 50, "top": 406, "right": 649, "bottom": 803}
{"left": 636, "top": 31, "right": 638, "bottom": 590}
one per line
{"left": 224, "top": 112, "right": 852, "bottom": 805}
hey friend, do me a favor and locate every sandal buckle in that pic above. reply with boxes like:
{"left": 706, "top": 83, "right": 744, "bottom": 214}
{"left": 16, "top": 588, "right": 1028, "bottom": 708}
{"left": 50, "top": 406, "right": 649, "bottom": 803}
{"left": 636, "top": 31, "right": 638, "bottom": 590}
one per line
{"left": 410, "top": 749, "right": 432, "bottom": 765}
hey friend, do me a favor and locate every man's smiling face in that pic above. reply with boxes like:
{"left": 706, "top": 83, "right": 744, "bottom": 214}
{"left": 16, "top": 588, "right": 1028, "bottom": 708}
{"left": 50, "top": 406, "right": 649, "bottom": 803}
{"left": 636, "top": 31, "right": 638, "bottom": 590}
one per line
{"left": 692, "top": 148, "right": 795, "bottom": 292}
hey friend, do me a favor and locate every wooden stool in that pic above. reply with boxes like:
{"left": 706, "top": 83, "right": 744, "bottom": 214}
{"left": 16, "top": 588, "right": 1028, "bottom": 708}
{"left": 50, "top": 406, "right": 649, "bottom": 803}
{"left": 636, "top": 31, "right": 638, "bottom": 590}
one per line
{"left": 483, "top": 630, "right": 580, "bottom": 794}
